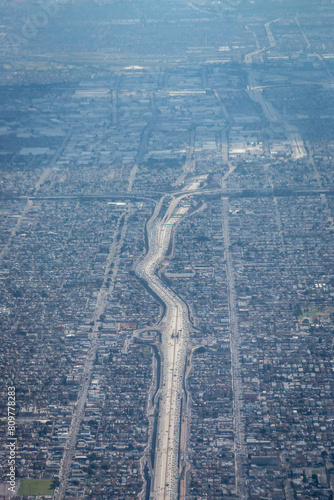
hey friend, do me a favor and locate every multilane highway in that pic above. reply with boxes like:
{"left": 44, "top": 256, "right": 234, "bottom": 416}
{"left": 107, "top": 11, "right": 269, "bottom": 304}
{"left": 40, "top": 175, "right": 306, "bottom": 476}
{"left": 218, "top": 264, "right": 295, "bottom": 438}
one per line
{"left": 135, "top": 195, "right": 190, "bottom": 500}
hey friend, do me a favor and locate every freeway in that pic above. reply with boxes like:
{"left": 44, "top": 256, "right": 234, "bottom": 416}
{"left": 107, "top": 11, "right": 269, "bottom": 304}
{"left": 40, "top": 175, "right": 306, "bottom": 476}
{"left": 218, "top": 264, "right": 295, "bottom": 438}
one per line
{"left": 247, "top": 69, "right": 307, "bottom": 160}
{"left": 135, "top": 196, "right": 190, "bottom": 500}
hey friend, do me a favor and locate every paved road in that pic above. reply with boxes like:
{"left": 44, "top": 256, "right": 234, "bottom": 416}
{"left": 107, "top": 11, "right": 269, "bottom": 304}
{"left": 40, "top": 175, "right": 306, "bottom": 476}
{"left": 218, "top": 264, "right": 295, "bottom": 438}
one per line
{"left": 128, "top": 92, "right": 157, "bottom": 193}
{"left": 55, "top": 210, "right": 129, "bottom": 500}
{"left": 247, "top": 70, "right": 307, "bottom": 160}
{"left": 222, "top": 197, "right": 247, "bottom": 499}
{"left": 136, "top": 196, "right": 190, "bottom": 500}
{"left": 0, "top": 131, "right": 72, "bottom": 265}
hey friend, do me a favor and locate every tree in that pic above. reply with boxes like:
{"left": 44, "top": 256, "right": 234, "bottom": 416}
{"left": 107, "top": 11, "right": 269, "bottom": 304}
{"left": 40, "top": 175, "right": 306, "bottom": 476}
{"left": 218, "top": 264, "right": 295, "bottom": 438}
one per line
{"left": 51, "top": 477, "right": 60, "bottom": 489}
